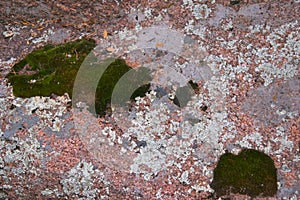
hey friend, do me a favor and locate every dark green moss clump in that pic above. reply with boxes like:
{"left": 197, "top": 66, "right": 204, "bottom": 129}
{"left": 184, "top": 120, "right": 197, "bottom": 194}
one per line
{"left": 95, "top": 59, "right": 151, "bottom": 116}
{"left": 211, "top": 149, "right": 277, "bottom": 198}
{"left": 7, "top": 39, "right": 151, "bottom": 116}
{"left": 7, "top": 38, "right": 96, "bottom": 97}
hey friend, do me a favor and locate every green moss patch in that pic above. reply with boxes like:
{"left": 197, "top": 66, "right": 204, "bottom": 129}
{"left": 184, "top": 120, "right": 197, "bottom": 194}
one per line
{"left": 7, "top": 38, "right": 96, "bottom": 97}
{"left": 95, "top": 59, "right": 151, "bottom": 116}
{"left": 211, "top": 149, "right": 277, "bottom": 198}
{"left": 7, "top": 39, "right": 151, "bottom": 116}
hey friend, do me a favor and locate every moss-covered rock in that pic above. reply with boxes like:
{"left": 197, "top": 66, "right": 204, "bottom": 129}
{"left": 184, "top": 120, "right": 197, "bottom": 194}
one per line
{"left": 95, "top": 59, "right": 151, "bottom": 116}
{"left": 7, "top": 39, "right": 151, "bottom": 116}
{"left": 211, "top": 149, "right": 277, "bottom": 198}
{"left": 7, "top": 38, "right": 96, "bottom": 98}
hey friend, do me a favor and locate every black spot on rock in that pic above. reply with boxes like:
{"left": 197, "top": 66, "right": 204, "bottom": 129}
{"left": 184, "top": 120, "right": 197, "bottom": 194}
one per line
{"left": 230, "top": 0, "right": 241, "bottom": 5}
{"left": 136, "top": 140, "right": 147, "bottom": 148}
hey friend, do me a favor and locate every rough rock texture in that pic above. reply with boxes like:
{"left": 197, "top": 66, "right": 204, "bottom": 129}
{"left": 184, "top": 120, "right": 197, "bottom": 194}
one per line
{"left": 0, "top": 0, "right": 299, "bottom": 199}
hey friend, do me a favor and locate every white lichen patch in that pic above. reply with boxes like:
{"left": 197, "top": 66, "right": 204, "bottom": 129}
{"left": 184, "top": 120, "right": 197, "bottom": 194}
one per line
{"left": 182, "top": 0, "right": 214, "bottom": 20}
{"left": 0, "top": 98, "right": 11, "bottom": 118}
{"left": 249, "top": 21, "right": 300, "bottom": 86}
{"left": 144, "top": 8, "right": 153, "bottom": 19}
{"left": 11, "top": 95, "right": 71, "bottom": 132}
{"left": 130, "top": 147, "right": 166, "bottom": 181}
{"left": 184, "top": 19, "right": 207, "bottom": 39}
{"left": 118, "top": 27, "right": 133, "bottom": 41}
{"left": 221, "top": 19, "right": 233, "bottom": 31}
{"left": 27, "top": 28, "right": 55, "bottom": 44}
{"left": 206, "top": 20, "right": 299, "bottom": 88}
{"left": 191, "top": 184, "right": 214, "bottom": 193}
{"left": 2, "top": 25, "right": 25, "bottom": 40}
{"left": 0, "top": 57, "right": 17, "bottom": 66}
{"left": 0, "top": 133, "right": 45, "bottom": 178}
{"left": 60, "top": 160, "right": 109, "bottom": 199}
{"left": 179, "top": 170, "right": 190, "bottom": 185}
{"left": 235, "top": 132, "right": 264, "bottom": 149}
{"left": 125, "top": 70, "right": 229, "bottom": 182}
{"left": 271, "top": 126, "right": 294, "bottom": 155}
{"left": 192, "top": 4, "right": 212, "bottom": 20}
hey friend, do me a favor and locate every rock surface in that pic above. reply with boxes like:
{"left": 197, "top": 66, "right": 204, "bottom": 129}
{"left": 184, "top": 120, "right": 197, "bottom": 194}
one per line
{"left": 0, "top": 0, "right": 299, "bottom": 199}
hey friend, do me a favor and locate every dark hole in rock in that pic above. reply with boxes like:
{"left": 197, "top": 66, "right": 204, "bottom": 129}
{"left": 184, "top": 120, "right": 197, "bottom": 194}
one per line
{"left": 9, "top": 104, "right": 16, "bottom": 110}
{"left": 136, "top": 140, "right": 147, "bottom": 148}
{"left": 230, "top": 0, "right": 241, "bottom": 5}
{"left": 31, "top": 108, "right": 38, "bottom": 114}
{"left": 188, "top": 80, "right": 199, "bottom": 91}
{"left": 200, "top": 105, "right": 208, "bottom": 112}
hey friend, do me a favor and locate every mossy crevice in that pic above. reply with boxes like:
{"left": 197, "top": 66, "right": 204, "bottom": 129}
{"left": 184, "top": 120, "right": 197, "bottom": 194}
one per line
{"left": 211, "top": 149, "right": 277, "bottom": 198}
